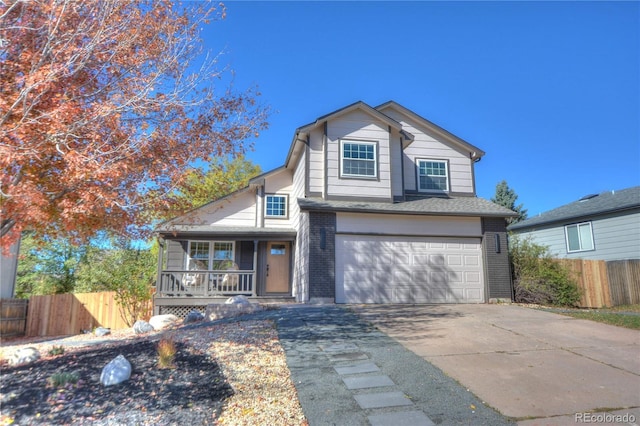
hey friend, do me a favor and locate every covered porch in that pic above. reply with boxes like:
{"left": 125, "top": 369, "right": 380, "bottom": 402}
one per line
{"left": 154, "top": 226, "right": 297, "bottom": 316}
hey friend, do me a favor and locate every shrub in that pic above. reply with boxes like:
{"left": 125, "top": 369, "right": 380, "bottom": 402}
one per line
{"left": 48, "top": 371, "right": 79, "bottom": 388}
{"left": 48, "top": 346, "right": 65, "bottom": 356}
{"left": 157, "top": 334, "right": 177, "bottom": 369}
{"left": 509, "top": 235, "right": 581, "bottom": 306}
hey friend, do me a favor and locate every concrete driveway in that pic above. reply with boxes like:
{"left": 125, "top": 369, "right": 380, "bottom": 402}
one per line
{"left": 351, "top": 304, "right": 640, "bottom": 424}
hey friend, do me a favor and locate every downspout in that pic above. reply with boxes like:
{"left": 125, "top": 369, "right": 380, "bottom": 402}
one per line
{"left": 323, "top": 121, "right": 328, "bottom": 200}
{"left": 400, "top": 136, "right": 406, "bottom": 201}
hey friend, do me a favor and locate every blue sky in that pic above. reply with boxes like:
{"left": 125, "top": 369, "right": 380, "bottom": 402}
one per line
{"left": 203, "top": 1, "right": 639, "bottom": 216}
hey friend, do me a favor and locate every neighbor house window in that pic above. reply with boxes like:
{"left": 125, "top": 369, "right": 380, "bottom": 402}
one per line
{"left": 341, "top": 140, "right": 377, "bottom": 178}
{"left": 565, "top": 222, "right": 594, "bottom": 252}
{"left": 187, "top": 241, "right": 235, "bottom": 270}
{"left": 417, "top": 159, "right": 449, "bottom": 192}
{"left": 265, "top": 195, "right": 288, "bottom": 218}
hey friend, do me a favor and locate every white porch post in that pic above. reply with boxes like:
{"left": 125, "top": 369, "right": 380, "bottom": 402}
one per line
{"left": 252, "top": 240, "right": 258, "bottom": 296}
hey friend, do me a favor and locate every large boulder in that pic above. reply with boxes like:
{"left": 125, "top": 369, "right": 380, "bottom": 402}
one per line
{"left": 9, "top": 347, "right": 40, "bottom": 366}
{"left": 206, "top": 298, "right": 263, "bottom": 321}
{"left": 183, "top": 310, "right": 205, "bottom": 325}
{"left": 94, "top": 327, "right": 111, "bottom": 337}
{"left": 100, "top": 354, "right": 131, "bottom": 386}
{"left": 225, "top": 295, "right": 251, "bottom": 305}
{"left": 149, "top": 314, "right": 179, "bottom": 330}
{"left": 133, "top": 320, "right": 154, "bottom": 334}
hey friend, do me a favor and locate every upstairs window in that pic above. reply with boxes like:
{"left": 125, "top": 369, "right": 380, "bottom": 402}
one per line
{"left": 565, "top": 222, "right": 594, "bottom": 252}
{"left": 341, "top": 140, "right": 377, "bottom": 178}
{"left": 265, "top": 194, "right": 288, "bottom": 218}
{"left": 417, "top": 159, "right": 449, "bottom": 192}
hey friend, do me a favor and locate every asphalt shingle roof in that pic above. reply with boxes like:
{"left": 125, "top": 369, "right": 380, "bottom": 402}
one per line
{"left": 156, "top": 225, "right": 296, "bottom": 237}
{"left": 297, "top": 196, "right": 517, "bottom": 217}
{"left": 508, "top": 186, "right": 640, "bottom": 231}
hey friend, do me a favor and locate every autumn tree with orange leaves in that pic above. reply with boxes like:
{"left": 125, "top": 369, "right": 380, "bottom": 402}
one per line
{"left": 0, "top": 0, "right": 268, "bottom": 252}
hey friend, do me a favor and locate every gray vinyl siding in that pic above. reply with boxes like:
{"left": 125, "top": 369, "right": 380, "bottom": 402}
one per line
{"left": 515, "top": 210, "right": 640, "bottom": 261}
{"left": 381, "top": 108, "right": 475, "bottom": 195}
{"left": 166, "top": 240, "right": 187, "bottom": 270}
{"left": 325, "top": 110, "right": 392, "bottom": 200}
{"left": 292, "top": 148, "right": 309, "bottom": 301}
{"left": 308, "top": 128, "right": 324, "bottom": 196}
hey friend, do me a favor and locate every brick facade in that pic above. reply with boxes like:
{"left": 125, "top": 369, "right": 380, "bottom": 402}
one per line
{"left": 482, "top": 217, "right": 513, "bottom": 300}
{"left": 308, "top": 211, "right": 336, "bottom": 299}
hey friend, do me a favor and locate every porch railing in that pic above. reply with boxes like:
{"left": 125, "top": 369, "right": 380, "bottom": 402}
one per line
{"left": 158, "top": 270, "right": 256, "bottom": 297}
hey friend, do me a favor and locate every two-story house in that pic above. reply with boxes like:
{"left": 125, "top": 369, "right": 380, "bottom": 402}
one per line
{"left": 154, "top": 101, "right": 517, "bottom": 316}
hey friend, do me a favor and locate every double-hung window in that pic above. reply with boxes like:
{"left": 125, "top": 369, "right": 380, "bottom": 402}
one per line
{"left": 417, "top": 159, "right": 449, "bottom": 192}
{"left": 565, "top": 222, "right": 594, "bottom": 252}
{"left": 341, "top": 140, "right": 377, "bottom": 178}
{"left": 187, "top": 241, "right": 235, "bottom": 270}
{"left": 265, "top": 195, "right": 287, "bottom": 218}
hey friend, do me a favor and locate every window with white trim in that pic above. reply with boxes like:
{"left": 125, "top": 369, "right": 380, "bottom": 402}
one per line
{"left": 186, "top": 241, "right": 235, "bottom": 270}
{"left": 341, "top": 140, "right": 377, "bottom": 178}
{"left": 417, "top": 159, "right": 449, "bottom": 192}
{"left": 265, "top": 195, "right": 287, "bottom": 218}
{"left": 565, "top": 222, "right": 594, "bottom": 252}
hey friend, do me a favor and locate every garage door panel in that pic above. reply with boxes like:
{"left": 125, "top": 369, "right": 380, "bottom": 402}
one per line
{"left": 336, "top": 235, "right": 485, "bottom": 304}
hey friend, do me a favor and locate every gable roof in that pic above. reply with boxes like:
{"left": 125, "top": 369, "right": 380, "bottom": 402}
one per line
{"left": 375, "top": 101, "right": 485, "bottom": 161}
{"left": 284, "top": 101, "right": 413, "bottom": 168}
{"left": 508, "top": 186, "right": 640, "bottom": 231}
{"left": 298, "top": 196, "right": 517, "bottom": 218}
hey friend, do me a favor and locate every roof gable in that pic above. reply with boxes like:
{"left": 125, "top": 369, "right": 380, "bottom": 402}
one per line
{"left": 285, "top": 101, "right": 409, "bottom": 168}
{"left": 509, "top": 186, "right": 640, "bottom": 231}
{"left": 375, "top": 101, "right": 485, "bottom": 160}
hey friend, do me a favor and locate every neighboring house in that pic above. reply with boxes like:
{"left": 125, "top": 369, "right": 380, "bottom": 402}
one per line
{"left": 154, "top": 101, "right": 517, "bottom": 315}
{"left": 508, "top": 186, "right": 640, "bottom": 261}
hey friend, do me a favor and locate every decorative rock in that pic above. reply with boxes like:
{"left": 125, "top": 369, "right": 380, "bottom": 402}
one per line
{"left": 9, "top": 347, "right": 40, "bottom": 366}
{"left": 100, "top": 354, "right": 131, "bottom": 386}
{"left": 94, "top": 327, "right": 111, "bottom": 337}
{"left": 206, "top": 302, "right": 264, "bottom": 321}
{"left": 183, "top": 310, "right": 205, "bottom": 324}
{"left": 149, "top": 314, "right": 179, "bottom": 330}
{"left": 225, "top": 295, "right": 250, "bottom": 305}
{"left": 133, "top": 320, "right": 154, "bottom": 334}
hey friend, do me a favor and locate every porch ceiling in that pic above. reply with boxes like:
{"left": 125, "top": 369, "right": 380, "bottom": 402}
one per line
{"left": 157, "top": 225, "right": 296, "bottom": 240}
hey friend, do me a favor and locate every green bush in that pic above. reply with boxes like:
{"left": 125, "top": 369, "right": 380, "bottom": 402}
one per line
{"left": 47, "top": 371, "right": 79, "bottom": 388}
{"left": 509, "top": 235, "right": 581, "bottom": 306}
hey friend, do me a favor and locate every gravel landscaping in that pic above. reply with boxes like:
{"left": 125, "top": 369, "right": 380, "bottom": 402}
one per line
{"left": 0, "top": 318, "right": 307, "bottom": 425}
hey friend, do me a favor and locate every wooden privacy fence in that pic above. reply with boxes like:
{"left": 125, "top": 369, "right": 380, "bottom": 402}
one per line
{"left": 606, "top": 260, "right": 640, "bottom": 306}
{"left": 557, "top": 259, "right": 640, "bottom": 308}
{"left": 25, "top": 291, "right": 153, "bottom": 337}
{"left": 0, "top": 299, "right": 28, "bottom": 338}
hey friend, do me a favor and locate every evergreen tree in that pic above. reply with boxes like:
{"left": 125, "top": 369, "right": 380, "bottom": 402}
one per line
{"left": 491, "top": 180, "right": 528, "bottom": 224}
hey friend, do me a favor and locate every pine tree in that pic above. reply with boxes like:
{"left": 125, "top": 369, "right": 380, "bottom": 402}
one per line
{"left": 491, "top": 180, "right": 528, "bottom": 224}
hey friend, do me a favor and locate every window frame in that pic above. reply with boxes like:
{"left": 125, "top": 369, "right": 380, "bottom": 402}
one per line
{"left": 340, "top": 139, "right": 378, "bottom": 179}
{"left": 186, "top": 241, "right": 236, "bottom": 270}
{"left": 265, "top": 194, "right": 289, "bottom": 219}
{"left": 564, "top": 222, "right": 595, "bottom": 253}
{"left": 416, "top": 158, "right": 450, "bottom": 193}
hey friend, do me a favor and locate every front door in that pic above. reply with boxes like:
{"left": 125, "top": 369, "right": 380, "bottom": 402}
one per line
{"left": 265, "top": 241, "right": 290, "bottom": 293}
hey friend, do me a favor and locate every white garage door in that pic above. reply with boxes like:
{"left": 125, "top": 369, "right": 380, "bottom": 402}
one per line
{"left": 335, "top": 235, "right": 485, "bottom": 304}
